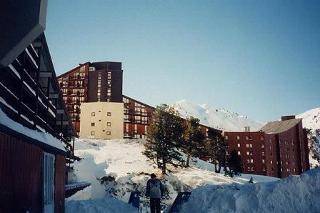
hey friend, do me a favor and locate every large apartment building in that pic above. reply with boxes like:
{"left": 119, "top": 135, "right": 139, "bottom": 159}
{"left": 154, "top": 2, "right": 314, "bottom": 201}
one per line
{"left": 58, "top": 61, "right": 215, "bottom": 140}
{"left": 57, "top": 61, "right": 123, "bottom": 132}
{"left": 123, "top": 95, "right": 155, "bottom": 139}
{"left": 225, "top": 116, "right": 310, "bottom": 178}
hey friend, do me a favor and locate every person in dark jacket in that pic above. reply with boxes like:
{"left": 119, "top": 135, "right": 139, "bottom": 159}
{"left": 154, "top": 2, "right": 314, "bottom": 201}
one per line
{"left": 145, "top": 173, "right": 164, "bottom": 213}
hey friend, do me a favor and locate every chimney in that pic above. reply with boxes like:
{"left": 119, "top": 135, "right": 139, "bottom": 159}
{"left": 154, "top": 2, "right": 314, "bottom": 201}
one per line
{"left": 244, "top": 126, "right": 250, "bottom": 132}
{"left": 281, "top": 115, "right": 296, "bottom": 121}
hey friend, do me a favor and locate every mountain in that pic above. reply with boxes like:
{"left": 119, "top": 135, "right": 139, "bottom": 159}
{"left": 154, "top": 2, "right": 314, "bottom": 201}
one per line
{"left": 297, "top": 107, "right": 320, "bottom": 167}
{"left": 172, "top": 100, "right": 263, "bottom": 131}
{"left": 297, "top": 107, "right": 320, "bottom": 131}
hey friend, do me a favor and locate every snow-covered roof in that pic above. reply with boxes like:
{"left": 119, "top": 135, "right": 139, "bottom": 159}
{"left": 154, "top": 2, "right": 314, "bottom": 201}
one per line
{"left": 0, "top": 107, "right": 65, "bottom": 152}
{"left": 260, "top": 118, "right": 302, "bottom": 134}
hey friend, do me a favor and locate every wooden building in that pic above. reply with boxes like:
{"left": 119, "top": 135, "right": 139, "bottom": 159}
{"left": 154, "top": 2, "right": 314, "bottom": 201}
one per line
{"left": 225, "top": 116, "right": 310, "bottom": 178}
{"left": 0, "top": 0, "right": 76, "bottom": 212}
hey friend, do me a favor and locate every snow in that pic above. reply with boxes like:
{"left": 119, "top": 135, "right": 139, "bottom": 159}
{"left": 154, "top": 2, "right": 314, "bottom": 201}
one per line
{"left": 297, "top": 107, "right": 320, "bottom": 131}
{"left": 0, "top": 97, "right": 18, "bottom": 114}
{"left": 66, "top": 196, "right": 137, "bottom": 213}
{"left": 297, "top": 107, "right": 320, "bottom": 167}
{"left": 0, "top": 107, "right": 65, "bottom": 151}
{"left": 180, "top": 168, "right": 320, "bottom": 213}
{"left": 8, "top": 64, "right": 21, "bottom": 79}
{"left": 172, "top": 100, "right": 263, "bottom": 131}
{"left": 68, "top": 138, "right": 278, "bottom": 211}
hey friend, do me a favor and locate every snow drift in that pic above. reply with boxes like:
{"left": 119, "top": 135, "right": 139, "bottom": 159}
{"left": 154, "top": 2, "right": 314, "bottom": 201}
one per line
{"left": 180, "top": 168, "right": 320, "bottom": 213}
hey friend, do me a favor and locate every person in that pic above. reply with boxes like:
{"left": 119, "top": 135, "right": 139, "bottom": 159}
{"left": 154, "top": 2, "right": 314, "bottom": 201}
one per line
{"left": 145, "top": 173, "right": 164, "bottom": 213}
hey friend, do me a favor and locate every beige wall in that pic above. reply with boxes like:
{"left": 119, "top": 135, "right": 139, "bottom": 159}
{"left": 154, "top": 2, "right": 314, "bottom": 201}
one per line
{"left": 79, "top": 102, "right": 124, "bottom": 139}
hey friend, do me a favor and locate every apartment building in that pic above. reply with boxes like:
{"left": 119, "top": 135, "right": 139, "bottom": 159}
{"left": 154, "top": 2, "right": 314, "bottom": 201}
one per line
{"left": 58, "top": 61, "right": 216, "bottom": 140}
{"left": 57, "top": 61, "right": 123, "bottom": 132}
{"left": 80, "top": 102, "right": 124, "bottom": 140}
{"left": 225, "top": 116, "right": 310, "bottom": 178}
{"left": 123, "top": 95, "right": 154, "bottom": 139}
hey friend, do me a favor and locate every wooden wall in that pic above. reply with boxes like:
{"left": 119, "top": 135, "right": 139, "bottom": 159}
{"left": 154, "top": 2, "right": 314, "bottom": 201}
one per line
{"left": 0, "top": 130, "right": 66, "bottom": 212}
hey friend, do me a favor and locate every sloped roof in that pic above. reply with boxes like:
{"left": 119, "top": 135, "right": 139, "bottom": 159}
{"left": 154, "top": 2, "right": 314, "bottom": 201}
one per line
{"left": 0, "top": 0, "right": 48, "bottom": 67}
{"left": 260, "top": 119, "right": 302, "bottom": 134}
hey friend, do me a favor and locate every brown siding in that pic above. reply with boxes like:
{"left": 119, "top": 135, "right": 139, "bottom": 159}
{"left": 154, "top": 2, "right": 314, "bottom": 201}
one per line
{"left": 0, "top": 131, "right": 42, "bottom": 213}
{"left": 55, "top": 155, "right": 66, "bottom": 213}
{"left": 0, "top": 131, "right": 66, "bottom": 212}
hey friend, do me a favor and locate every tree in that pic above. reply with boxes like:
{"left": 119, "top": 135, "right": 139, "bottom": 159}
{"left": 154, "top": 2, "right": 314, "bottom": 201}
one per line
{"left": 204, "top": 128, "right": 226, "bottom": 173}
{"left": 144, "top": 104, "right": 184, "bottom": 174}
{"left": 182, "top": 116, "right": 206, "bottom": 167}
{"left": 306, "top": 128, "right": 320, "bottom": 166}
{"left": 226, "top": 150, "right": 242, "bottom": 176}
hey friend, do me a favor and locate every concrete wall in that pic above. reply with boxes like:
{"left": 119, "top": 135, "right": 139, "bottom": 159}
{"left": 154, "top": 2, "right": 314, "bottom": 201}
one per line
{"left": 80, "top": 102, "right": 124, "bottom": 139}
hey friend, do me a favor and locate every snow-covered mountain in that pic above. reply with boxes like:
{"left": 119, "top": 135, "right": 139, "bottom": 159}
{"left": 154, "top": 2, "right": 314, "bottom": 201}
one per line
{"left": 172, "top": 100, "right": 263, "bottom": 131}
{"left": 297, "top": 107, "right": 320, "bottom": 131}
{"left": 297, "top": 107, "right": 320, "bottom": 167}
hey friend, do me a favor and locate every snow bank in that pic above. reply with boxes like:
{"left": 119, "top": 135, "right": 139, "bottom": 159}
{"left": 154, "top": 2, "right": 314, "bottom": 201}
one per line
{"left": 0, "top": 107, "right": 65, "bottom": 151}
{"left": 180, "top": 168, "right": 320, "bottom": 213}
{"left": 66, "top": 196, "right": 136, "bottom": 213}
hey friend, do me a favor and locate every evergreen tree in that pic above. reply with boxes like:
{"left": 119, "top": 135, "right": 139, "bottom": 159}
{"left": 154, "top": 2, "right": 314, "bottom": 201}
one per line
{"left": 205, "top": 128, "right": 226, "bottom": 173}
{"left": 226, "top": 150, "right": 242, "bottom": 176}
{"left": 144, "top": 104, "right": 184, "bottom": 174}
{"left": 182, "top": 116, "right": 205, "bottom": 167}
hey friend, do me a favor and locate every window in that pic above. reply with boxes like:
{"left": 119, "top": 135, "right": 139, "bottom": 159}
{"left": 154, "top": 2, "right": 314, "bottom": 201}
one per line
{"left": 107, "top": 112, "right": 111, "bottom": 116}
{"left": 246, "top": 136, "right": 249, "bottom": 140}
{"left": 106, "top": 131, "right": 111, "bottom": 135}
{"left": 250, "top": 159, "right": 254, "bottom": 163}
{"left": 237, "top": 143, "right": 240, "bottom": 148}
{"left": 91, "top": 123, "right": 95, "bottom": 127}
{"left": 262, "top": 151, "right": 265, "bottom": 156}
{"left": 261, "top": 144, "right": 265, "bottom": 148}
{"left": 262, "top": 159, "right": 265, "bottom": 164}
{"left": 237, "top": 136, "right": 240, "bottom": 140}
{"left": 91, "top": 131, "right": 95, "bottom": 135}
{"left": 249, "top": 144, "right": 252, "bottom": 148}
{"left": 91, "top": 112, "right": 95, "bottom": 116}
{"left": 107, "top": 122, "right": 111, "bottom": 126}
{"left": 238, "top": 151, "right": 241, "bottom": 155}
{"left": 225, "top": 135, "right": 228, "bottom": 140}
{"left": 246, "top": 151, "right": 250, "bottom": 155}
{"left": 246, "top": 144, "right": 249, "bottom": 148}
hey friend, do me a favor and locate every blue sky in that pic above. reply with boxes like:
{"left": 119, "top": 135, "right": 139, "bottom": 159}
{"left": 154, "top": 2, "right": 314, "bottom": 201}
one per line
{"left": 46, "top": 0, "right": 320, "bottom": 122}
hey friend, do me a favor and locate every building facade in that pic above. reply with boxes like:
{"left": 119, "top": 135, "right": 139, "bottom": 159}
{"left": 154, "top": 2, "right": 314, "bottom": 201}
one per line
{"left": 123, "top": 95, "right": 154, "bottom": 139}
{"left": 225, "top": 131, "right": 267, "bottom": 176}
{"left": 80, "top": 102, "right": 124, "bottom": 140}
{"left": 0, "top": 1, "right": 76, "bottom": 211}
{"left": 57, "top": 61, "right": 123, "bottom": 133}
{"left": 225, "top": 116, "right": 310, "bottom": 178}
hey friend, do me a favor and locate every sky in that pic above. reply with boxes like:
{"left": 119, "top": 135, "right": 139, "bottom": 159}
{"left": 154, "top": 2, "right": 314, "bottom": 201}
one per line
{"left": 45, "top": 0, "right": 320, "bottom": 122}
